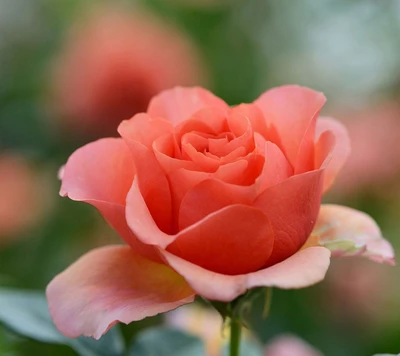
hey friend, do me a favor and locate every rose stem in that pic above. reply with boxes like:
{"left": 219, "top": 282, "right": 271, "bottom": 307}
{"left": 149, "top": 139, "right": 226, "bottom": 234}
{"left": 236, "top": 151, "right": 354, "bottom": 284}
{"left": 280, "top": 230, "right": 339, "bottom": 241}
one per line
{"left": 229, "top": 318, "right": 242, "bottom": 356}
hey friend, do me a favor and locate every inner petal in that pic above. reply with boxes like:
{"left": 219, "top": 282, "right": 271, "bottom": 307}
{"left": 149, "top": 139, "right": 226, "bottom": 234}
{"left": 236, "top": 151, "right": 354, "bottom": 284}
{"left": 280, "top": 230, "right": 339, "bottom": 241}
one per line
{"left": 181, "top": 143, "right": 220, "bottom": 172}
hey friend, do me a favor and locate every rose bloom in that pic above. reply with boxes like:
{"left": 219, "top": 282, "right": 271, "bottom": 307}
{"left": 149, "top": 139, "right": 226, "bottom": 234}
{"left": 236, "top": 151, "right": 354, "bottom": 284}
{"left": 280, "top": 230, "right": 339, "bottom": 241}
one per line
{"left": 0, "top": 154, "right": 50, "bottom": 244}
{"left": 263, "top": 334, "right": 322, "bottom": 356}
{"left": 51, "top": 5, "right": 206, "bottom": 137}
{"left": 47, "top": 86, "right": 394, "bottom": 339}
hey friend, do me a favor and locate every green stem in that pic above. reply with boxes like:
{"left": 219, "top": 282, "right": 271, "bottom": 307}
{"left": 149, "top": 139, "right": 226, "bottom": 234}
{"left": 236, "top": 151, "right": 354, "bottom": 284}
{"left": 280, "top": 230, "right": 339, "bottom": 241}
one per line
{"left": 229, "top": 318, "right": 242, "bottom": 356}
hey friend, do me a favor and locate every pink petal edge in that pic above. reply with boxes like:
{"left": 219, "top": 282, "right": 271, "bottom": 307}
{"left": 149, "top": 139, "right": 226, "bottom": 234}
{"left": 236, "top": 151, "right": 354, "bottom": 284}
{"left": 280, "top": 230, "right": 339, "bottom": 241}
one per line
{"left": 314, "top": 204, "right": 395, "bottom": 265}
{"left": 46, "top": 245, "right": 195, "bottom": 339}
{"left": 160, "top": 246, "right": 331, "bottom": 302}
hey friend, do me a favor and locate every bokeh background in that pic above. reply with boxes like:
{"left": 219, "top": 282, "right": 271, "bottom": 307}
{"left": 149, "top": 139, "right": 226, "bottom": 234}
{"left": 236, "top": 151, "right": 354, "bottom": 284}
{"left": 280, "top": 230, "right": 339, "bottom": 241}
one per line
{"left": 1, "top": 0, "right": 400, "bottom": 355}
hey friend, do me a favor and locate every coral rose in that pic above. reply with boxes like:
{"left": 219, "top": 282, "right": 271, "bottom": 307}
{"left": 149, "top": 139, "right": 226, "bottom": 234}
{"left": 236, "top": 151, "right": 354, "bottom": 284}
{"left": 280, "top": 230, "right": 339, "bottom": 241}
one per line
{"left": 47, "top": 86, "right": 394, "bottom": 339}
{"left": 51, "top": 5, "right": 206, "bottom": 137}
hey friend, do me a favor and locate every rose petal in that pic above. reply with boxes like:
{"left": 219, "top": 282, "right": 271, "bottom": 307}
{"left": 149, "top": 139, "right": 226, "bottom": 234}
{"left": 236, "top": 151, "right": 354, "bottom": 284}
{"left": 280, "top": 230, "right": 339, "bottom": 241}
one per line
{"left": 255, "top": 85, "right": 326, "bottom": 170}
{"left": 175, "top": 106, "right": 228, "bottom": 139}
{"left": 256, "top": 140, "right": 293, "bottom": 193}
{"left": 59, "top": 138, "right": 157, "bottom": 260}
{"left": 46, "top": 245, "right": 195, "bottom": 339}
{"left": 118, "top": 113, "right": 173, "bottom": 149}
{"left": 147, "top": 86, "right": 229, "bottom": 125}
{"left": 168, "top": 169, "right": 211, "bottom": 230}
{"left": 246, "top": 246, "right": 331, "bottom": 290}
{"left": 119, "top": 123, "right": 172, "bottom": 233}
{"left": 217, "top": 152, "right": 264, "bottom": 186}
{"left": 313, "top": 204, "right": 395, "bottom": 265}
{"left": 126, "top": 179, "right": 174, "bottom": 247}
{"left": 153, "top": 134, "right": 196, "bottom": 173}
{"left": 160, "top": 246, "right": 330, "bottom": 301}
{"left": 315, "top": 117, "right": 351, "bottom": 191}
{"left": 160, "top": 249, "right": 247, "bottom": 301}
{"left": 254, "top": 169, "right": 324, "bottom": 266}
{"left": 178, "top": 179, "right": 253, "bottom": 230}
{"left": 229, "top": 103, "right": 269, "bottom": 138}
{"left": 169, "top": 204, "right": 274, "bottom": 275}
{"left": 60, "top": 138, "right": 133, "bottom": 205}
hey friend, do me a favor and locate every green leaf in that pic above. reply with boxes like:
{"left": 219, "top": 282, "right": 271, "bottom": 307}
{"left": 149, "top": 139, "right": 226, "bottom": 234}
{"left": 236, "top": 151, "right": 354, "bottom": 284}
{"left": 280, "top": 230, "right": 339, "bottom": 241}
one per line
{"left": 0, "top": 288, "right": 125, "bottom": 356}
{"left": 220, "top": 339, "right": 264, "bottom": 356}
{"left": 128, "top": 327, "right": 205, "bottom": 356}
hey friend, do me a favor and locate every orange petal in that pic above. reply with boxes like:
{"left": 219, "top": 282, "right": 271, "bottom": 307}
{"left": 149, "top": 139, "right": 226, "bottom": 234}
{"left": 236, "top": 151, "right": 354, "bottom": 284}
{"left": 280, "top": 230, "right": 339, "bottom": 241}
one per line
{"left": 313, "top": 204, "right": 395, "bottom": 265}
{"left": 178, "top": 179, "right": 253, "bottom": 230}
{"left": 46, "top": 245, "right": 195, "bottom": 339}
{"left": 147, "top": 86, "right": 229, "bottom": 125}
{"left": 169, "top": 204, "right": 274, "bottom": 275}
{"left": 315, "top": 117, "right": 351, "bottom": 192}
{"left": 254, "top": 169, "right": 324, "bottom": 266}
{"left": 255, "top": 85, "right": 326, "bottom": 170}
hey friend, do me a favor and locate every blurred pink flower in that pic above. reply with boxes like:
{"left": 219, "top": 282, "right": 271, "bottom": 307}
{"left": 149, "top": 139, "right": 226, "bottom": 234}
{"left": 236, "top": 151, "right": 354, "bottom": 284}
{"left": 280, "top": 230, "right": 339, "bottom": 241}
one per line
{"left": 329, "top": 102, "right": 400, "bottom": 195}
{"left": 0, "top": 154, "right": 50, "bottom": 244}
{"left": 264, "top": 334, "right": 322, "bottom": 356}
{"left": 324, "top": 258, "right": 394, "bottom": 324}
{"left": 51, "top": 5, "right": 207, "bottom": 137}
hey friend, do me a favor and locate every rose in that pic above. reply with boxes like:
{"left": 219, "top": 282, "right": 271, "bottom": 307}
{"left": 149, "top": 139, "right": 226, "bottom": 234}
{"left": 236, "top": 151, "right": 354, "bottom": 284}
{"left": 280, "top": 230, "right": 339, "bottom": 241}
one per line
{"left": 47, "top": 86, "right": 394, "bottom": 339}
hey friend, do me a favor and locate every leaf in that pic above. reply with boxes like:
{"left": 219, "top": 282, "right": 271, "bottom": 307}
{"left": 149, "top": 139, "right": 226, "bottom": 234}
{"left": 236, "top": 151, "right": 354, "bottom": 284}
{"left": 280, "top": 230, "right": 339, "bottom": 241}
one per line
{"left": 220, "top": 339, "right": 264, "bottom": 356}
{"left": 0, "top": 288, "right": 125, "bottom": 356}
{"left": 128, "top": 327, "right": 205, "bottom": 356}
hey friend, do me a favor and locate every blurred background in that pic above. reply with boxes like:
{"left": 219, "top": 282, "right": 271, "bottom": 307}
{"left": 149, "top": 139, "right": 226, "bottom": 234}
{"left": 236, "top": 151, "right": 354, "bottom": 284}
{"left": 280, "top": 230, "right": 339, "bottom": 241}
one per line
{"left": 1, "top": 0, "right": 400, "bottom": 355}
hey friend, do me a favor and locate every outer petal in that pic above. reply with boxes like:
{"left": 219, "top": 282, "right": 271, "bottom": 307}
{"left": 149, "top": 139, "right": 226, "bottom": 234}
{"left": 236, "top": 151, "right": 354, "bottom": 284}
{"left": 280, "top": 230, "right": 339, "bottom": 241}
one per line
{"left": 246, "top": 247, "right": 331, "bottom": 289}
{"left": 254, "top": 169, "right": 324, "bottom": 266}
{"left": 160, "top": 249, "right": 247, "bottom": 301}
{"left": 59, "top": 138, "right": 157, "bottom": 260}
{"left": 160, "top": 246, "right": 330, "bottom": 302}
{"left": 147, "top": 86, "right": 229, "bottom": 125}
{"left": 315, "top": 117, "right": 351, "bottom": 192}
{"left": 46, "top": 245, "right": 195, "bottom": 339}
{"left": 313, "top": 204, "right": 395, "bottom": 265}
{"left": 255, "top": 85, "right": 326, "bottom": 170}
{"left": 60, "top": 138, "right": 133, "bottom": 206}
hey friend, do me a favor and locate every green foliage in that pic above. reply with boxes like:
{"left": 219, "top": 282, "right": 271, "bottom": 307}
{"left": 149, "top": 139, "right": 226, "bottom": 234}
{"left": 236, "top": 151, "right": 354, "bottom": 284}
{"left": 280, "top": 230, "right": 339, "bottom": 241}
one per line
{"left": 128, "top": 327, "right": 205, "bottom": 356}
{"left": 220, "top": 339, "right": 264, "bottom": 356}
{"left": 0, "top": 288, "right": 125, "bottom": 356}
